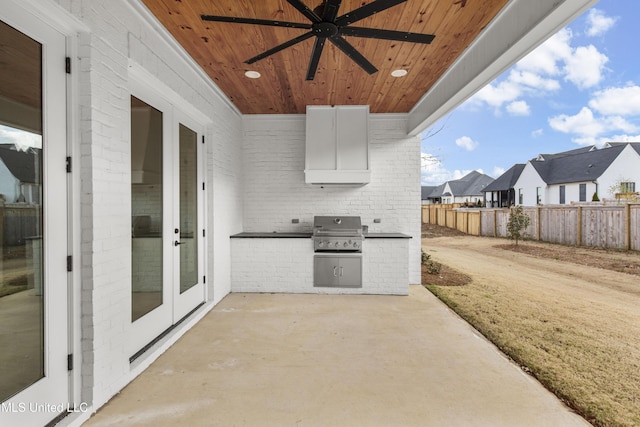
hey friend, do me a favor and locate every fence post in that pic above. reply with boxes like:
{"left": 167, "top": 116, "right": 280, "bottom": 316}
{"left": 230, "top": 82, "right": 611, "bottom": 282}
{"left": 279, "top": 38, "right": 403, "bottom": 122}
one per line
{"left": 493, "top": 209, "right": 497, "bottom": 237}
{"left": 537, "top": 207, "right": 541, "bottom": 241}
{"left": 577, "top": 206, "right": 582, "bottom": 247}
{"left": 626, "top": 203, "right": 631, "bottom": 250}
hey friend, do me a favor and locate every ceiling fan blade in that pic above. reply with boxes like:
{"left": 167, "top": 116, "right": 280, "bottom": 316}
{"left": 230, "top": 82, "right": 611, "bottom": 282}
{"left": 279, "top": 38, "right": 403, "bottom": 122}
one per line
{"left": 329, "top": 36, "right": 377, "bottom": 75}
{"left": 201, "top": 15, "right": 312, "bottom": 30}
{"left": 340, "top": 26, "right": 435, "bottom": 44}
{"left": 245, "top": 31, "right": 315, "bottom": 64}
{"left": 335, "top": 0, "right": 407, "bottom": 27}
{"left": 286, "top": 0, "right": 322, "bottom": 23}
{"left": 322, "top": 0, "right": 343, "bottom": 22}
{"left": 306, "top": 37, "right": 327, "bottom": 80}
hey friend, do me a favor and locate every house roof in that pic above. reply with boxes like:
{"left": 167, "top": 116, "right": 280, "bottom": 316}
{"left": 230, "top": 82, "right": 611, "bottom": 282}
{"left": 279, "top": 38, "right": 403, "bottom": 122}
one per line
{"left": 424, "top": 183, "right": 445, "bottom": 199}
{"left": 0, "top": 144, "right": 40, "bottom": 184}
{"left": 606, "top": 142, "right": 640, "bottom": 156}
{"left": 428, "top": 171, "right": 494, "bottom": 198}
{"left": 530, "top": 144, "right": 627, "bottom": 185}
{"left": 482, "top": 164, "right": 525, "bottom": 192}
{"left": 421, "top": 186, "right": 436, "bottom": 200}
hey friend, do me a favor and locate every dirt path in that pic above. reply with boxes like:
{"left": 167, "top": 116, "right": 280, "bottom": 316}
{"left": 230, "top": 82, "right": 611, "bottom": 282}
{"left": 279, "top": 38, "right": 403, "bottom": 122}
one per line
{"left": 423, "top": 235, "right": 640, "bottom": 309}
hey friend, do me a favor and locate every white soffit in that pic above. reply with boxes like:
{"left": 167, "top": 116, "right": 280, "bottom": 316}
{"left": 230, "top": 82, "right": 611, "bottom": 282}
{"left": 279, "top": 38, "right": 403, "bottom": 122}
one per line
{"left": 407, "top": 0, "right": 600, "bottom": 136}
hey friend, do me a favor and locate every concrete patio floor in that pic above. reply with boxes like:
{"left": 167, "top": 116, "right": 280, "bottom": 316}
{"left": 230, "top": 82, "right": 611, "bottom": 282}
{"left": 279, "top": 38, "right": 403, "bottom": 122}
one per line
{"left": 83, "top": 286, "right": 589, "bottom": 427}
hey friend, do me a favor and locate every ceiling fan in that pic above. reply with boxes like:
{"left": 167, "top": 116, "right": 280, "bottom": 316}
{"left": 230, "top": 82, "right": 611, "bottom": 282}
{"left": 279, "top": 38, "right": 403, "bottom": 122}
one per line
{"left": 201, "top": 0, "right": 435, "bottom": 80}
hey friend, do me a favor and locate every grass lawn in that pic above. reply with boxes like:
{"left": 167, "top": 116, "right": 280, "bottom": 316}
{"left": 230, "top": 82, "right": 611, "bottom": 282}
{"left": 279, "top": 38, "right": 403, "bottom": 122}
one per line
{"left": 422, "top": 226, "right": 640, "bottom": 427}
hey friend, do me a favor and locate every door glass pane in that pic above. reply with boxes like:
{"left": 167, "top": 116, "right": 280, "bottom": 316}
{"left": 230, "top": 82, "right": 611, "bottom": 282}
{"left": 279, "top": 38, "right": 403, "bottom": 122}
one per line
{"left": 179, "top": 124, "right": 198, "bottom": 293}
{"left": 0, "top": 20, "right": 44, "bottom": 401}
{"left": 131, "top": 96, "right": 163, "bottom": 321}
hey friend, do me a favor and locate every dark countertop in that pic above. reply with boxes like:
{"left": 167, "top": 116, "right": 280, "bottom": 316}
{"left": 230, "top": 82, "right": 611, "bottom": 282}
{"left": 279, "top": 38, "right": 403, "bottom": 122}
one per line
{"left": 230, "top": 232, "right": 412, "bottom": 239}
{"left": 364, "top": 233, "right": 412, "bottom": 239}
{"left": 231, "top": 232, "right": 312, "bottom": 238}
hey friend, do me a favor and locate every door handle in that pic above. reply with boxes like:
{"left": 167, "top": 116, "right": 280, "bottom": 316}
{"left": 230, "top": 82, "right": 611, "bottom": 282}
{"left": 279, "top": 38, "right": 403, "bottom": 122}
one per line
{"left": 333, "top": 266, "right": 337, "bottom": 277}
{"left": 174, "top": 240, "right": 182, "bottom": 246}
{"left": 340, "top": 267, "right": 343, "bottom": 277}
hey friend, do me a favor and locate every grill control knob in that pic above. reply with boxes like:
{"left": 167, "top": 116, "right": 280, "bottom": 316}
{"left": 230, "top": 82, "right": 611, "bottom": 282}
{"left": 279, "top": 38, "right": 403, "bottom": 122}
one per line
{"left": 353, "top": 242, "right": 359, "bottom": 248}
{"left": 344, "top": 242, "right": 348, "bottom": 248}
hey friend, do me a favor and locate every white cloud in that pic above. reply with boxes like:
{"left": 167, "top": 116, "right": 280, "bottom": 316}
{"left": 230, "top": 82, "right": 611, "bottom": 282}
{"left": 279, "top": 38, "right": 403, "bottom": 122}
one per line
{"left": 548, "top": 107, "right": 639, "bottom": 145}
{"left": 516, "top": 28, "right": 573, "bottom": 76}
{"left": 506, "top": 100, "right": 530, "bottom": 116}
{"left": 586, "top": 9, "right": 617, "bottom": 37}
{"left": 589, "top": 85, "right": 640, "bottom": 116}
{"left": 421, "top": 152, "right": 478, "bottom": 185}
{"left": 468, "top": 26, "right": 609, "bottom": 115}
{"left": 455, "top": 136, "right": 478, "bottom": 151}
{"left": 492, "top": 166, "right": 506, "bottom": 178}
{"left": 563, "top": 44, "right": 608, "bottom": 89}
{"left": 0, "top": 125, "right": 41, "bottom": 150}
{"left": 531, "top": 128, "right": 544, "bottom": 138}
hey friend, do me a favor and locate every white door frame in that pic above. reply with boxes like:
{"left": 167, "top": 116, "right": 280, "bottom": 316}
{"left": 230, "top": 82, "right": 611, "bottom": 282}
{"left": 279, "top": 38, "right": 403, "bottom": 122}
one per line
{"left": 129, "top": 67, "right": 206, "bottom": 357}
{"left": 0, "top": 4, "right": 70, "bottom": 426}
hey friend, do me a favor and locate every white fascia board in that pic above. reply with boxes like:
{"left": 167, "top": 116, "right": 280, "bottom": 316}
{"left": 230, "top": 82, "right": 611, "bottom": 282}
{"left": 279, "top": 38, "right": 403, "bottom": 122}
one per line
{"left": 407, "top": 0, "right": 599, "bottom": 136}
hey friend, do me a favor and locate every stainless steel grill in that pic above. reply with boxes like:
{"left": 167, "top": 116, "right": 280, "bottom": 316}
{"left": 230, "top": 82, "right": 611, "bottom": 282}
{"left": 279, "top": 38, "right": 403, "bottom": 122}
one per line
{"left": 312, "top": 216, "right": 364, "bottom": 252}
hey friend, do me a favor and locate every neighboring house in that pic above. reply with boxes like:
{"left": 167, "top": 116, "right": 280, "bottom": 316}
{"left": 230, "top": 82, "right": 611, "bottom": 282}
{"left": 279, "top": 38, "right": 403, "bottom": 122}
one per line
{"left": 482, "top": 164, "right": 525, "bottom": 207}
{"left": 508, "top": 143, "right": 640, "bottom": 206}
{"left": 420, "top": 185, "right": 437, "bottom": 204}
{"left": 0, "top": 144, "right": 41, "bottom": 204}
{"left": 425, "top": 171, "right": 494, "bottom": 205}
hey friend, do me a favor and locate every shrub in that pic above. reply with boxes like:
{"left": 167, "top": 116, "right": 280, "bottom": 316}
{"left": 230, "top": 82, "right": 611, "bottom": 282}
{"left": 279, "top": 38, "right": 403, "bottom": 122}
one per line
{"left": 592, "top": 192, "right": 600, "bottom": 202}
{"left": 506, "top": 206, "right": 530, "bottom": 246}
{"left": 421, "top": 250, "right": 442, "bottom": 274}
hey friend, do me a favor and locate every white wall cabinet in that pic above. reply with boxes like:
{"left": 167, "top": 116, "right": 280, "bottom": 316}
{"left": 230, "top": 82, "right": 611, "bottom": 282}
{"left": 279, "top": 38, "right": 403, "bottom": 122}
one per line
{"left": 305, "top": 105, "right": 371, "bottom": 184}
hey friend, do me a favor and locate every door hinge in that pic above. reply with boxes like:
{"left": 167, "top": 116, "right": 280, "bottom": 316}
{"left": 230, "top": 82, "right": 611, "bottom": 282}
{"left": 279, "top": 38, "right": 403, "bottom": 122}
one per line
{"left": 65, "top": 57, "right": 71, "bottom": 74}
{"left": 203, "top": 276, "right": 206, "bottom": 284}
{"left": 67, "top": 256, "right": 72, "bottom": 272}
{"left": 67, "top": 354, "right": 73, "bottom": 371}
{"left": 66, "top": 156, "right": 72, "bottom": 173}
{"left": 202, "top": 135, "right": 205, "bottom": 144}
{"left": 202, "top": 182, "right": 205, "bottom": 191}
{"left": 202, "top": 229, "right": 205, "bottom": 237}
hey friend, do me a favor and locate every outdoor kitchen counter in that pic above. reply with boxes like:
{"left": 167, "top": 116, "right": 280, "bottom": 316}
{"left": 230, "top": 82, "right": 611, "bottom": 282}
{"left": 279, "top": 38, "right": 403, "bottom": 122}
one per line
{"left": 230, "top": 232, "right": 409, "bottom": 295}
{"left": 229, "top": 232, "right": 411, "bottom": 238}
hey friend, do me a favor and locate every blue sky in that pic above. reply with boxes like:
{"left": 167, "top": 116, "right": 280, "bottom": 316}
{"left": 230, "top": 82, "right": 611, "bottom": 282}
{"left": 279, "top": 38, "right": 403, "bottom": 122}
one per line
{"left": 421, "top": 0, "right": 640, "bottom": 186}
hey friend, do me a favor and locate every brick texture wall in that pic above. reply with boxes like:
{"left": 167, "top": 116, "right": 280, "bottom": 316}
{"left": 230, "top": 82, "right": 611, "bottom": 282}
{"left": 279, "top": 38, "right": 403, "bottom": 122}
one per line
{"left": 242, "top": 114, "right": 421, "bottom": 284}
{"left": 57, "top": 0, "right": 244, "bottom": 410}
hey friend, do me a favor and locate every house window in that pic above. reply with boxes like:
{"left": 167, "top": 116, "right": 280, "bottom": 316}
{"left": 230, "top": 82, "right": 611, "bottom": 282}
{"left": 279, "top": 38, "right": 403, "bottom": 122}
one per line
{"left": 620, "top": 182, "right": 636, "bottom": 193}
{"left": 536, "top": 187, "right": 542, "bottom": 205}
{"left": 559, "top": 186, "right": 566, "bottom": 204}
{"left": 518, "top": 189, "right": 523, "bottom": 205}
{"left": 579, "top": 184, "right": 586, "bottom": 202}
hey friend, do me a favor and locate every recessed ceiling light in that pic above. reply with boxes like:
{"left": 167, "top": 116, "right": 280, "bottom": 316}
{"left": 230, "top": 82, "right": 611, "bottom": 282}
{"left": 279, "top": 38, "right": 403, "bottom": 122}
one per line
{"left": 245, "top": 70, "right": 261, "bottom": 79}
{"left": 391, "top": 69, "right": 408, "bottom": 77}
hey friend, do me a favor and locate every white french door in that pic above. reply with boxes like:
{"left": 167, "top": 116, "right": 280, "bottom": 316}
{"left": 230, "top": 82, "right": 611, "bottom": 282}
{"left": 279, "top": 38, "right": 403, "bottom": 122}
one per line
{"left": 0, "top": 4, "right": 69, "bottom": 426}
{"left": 129, "top": 82, "right": 205, "bottom": 357}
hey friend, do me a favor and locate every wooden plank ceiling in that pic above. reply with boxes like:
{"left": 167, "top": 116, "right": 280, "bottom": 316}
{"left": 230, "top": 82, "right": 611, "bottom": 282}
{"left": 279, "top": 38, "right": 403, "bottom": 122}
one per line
{"left": 141, "top": 0, "right": 508, "bottom": 114}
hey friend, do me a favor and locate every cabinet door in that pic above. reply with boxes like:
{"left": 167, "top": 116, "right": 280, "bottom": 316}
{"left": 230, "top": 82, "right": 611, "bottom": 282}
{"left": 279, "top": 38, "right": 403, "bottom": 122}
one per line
{"left": 305, "top": 106, "right": 336, "bottom": 170}
{"left": 336, "top": 106, "right": 368, "bottom": 170}
{"left": 338, "top": 257, "right": 362, "bottom": 288}
{"left": 314, "top": 256, "right": 340, "bottom": 287}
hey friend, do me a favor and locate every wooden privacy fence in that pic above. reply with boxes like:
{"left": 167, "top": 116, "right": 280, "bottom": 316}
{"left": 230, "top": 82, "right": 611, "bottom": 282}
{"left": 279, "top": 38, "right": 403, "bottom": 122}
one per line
{"left": 422, "top": 203, "right": 640, "bottom": 251}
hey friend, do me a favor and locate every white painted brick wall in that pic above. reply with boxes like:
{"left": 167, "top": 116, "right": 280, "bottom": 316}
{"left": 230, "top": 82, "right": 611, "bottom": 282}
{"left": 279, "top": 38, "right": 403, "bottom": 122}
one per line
{"left": 242, "top": 114, "right": 421, "bottom": 284}
{"left": 55, "top": 0, "right": 245, "bottom": 411}
{"left": 231, "top": 237, "right": 408, "bottom": 295}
